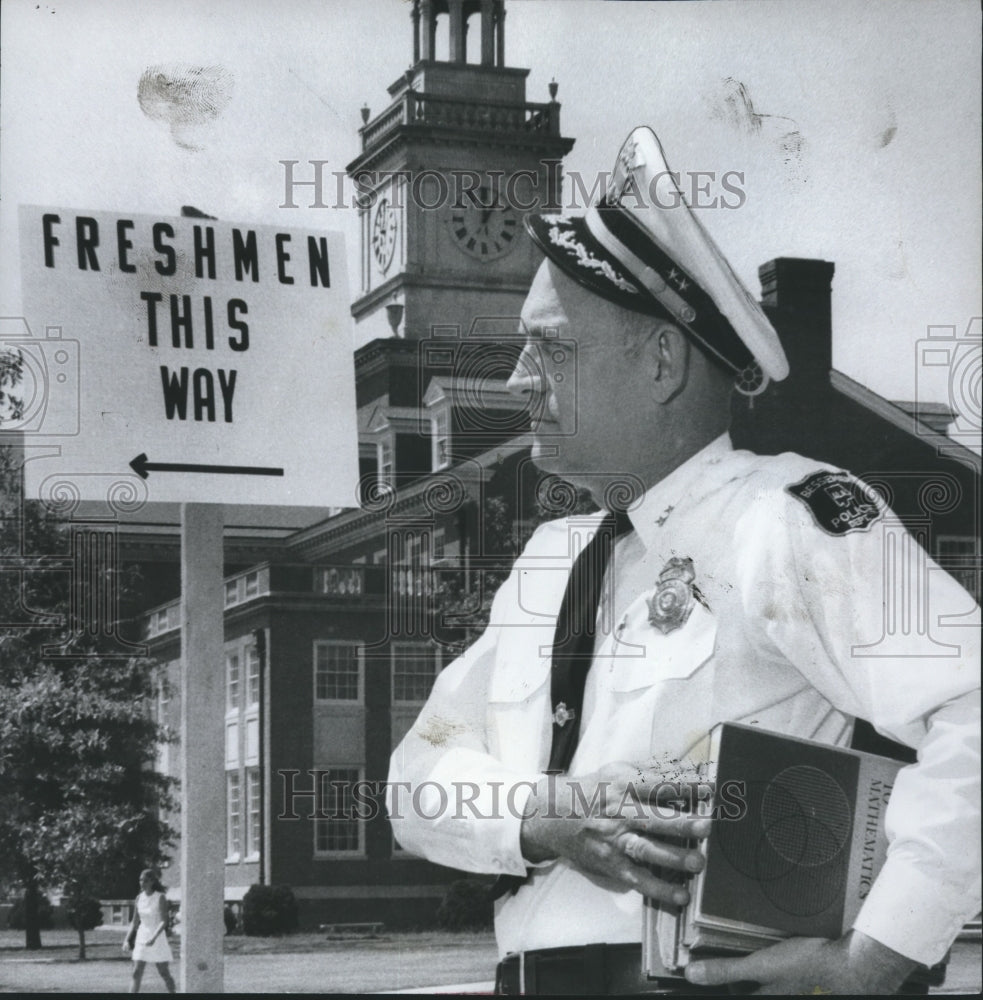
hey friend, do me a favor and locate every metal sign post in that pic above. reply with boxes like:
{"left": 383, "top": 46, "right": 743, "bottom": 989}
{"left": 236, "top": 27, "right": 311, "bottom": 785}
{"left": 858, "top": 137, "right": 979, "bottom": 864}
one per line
{"left": 179, "top": 502, "right": 225, "bottom": 993}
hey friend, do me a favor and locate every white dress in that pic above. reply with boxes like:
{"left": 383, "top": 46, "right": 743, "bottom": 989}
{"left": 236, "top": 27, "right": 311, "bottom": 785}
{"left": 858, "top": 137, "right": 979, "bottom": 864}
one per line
{"left": 132, "top": 890, "right": 173, "bottom": 963}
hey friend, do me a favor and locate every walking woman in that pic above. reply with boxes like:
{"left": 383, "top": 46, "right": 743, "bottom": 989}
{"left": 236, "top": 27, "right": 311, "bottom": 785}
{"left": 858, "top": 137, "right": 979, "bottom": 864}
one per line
{"left": 122, "top": 868, "right": 176, "bottom": 993}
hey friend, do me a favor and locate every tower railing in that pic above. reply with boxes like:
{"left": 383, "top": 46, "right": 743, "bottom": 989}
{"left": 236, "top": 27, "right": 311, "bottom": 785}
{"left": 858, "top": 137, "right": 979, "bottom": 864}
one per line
{"left": 360, "top": 90, "right": 559, "bottom": 150}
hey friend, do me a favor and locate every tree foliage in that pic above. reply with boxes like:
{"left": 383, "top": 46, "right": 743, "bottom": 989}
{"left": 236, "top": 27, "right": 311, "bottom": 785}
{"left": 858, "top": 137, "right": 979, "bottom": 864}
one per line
{"left": 0, "top": 349, "right": 24, "bottom": 426}
{"left": 66, "top": 895, "right": 104, "bottom": 932}
{"left": 0, "top": 444, "right": 177, "bottom": 957}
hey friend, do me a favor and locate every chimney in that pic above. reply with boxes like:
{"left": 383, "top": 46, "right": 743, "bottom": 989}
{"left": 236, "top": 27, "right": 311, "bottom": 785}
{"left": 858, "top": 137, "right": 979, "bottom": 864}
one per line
{"left": 758, "top": 257, "right": 835, "bottom": 380}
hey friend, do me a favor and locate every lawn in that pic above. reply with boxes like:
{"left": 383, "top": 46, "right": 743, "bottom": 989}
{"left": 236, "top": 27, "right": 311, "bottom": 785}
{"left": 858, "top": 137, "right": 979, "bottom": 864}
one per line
{"left": 0, "top": 927, "right": 500, "bottom": 993}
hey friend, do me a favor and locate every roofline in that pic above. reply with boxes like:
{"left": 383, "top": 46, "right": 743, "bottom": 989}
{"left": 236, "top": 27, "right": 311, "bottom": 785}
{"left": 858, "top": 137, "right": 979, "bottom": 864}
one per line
{"left": 830, "top": 369, "right": 981, "bottom": 473}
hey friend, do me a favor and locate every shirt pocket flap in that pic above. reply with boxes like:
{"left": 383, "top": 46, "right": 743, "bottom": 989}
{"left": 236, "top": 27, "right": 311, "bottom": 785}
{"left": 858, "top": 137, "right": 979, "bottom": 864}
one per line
{"left": 610, "top": 599, "right": 718, "bottom": 692}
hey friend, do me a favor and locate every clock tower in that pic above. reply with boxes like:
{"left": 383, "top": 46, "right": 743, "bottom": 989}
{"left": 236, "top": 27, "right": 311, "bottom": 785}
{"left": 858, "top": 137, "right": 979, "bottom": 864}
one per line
{"left": 347, "top": 0, "right": 575, "bottom": 343}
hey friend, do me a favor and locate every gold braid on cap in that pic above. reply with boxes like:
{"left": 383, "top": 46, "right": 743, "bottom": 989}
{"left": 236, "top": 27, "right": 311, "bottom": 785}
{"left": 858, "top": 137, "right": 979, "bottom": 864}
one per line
{"left": 547, "top": 220, "right": 640, "bottom": 295}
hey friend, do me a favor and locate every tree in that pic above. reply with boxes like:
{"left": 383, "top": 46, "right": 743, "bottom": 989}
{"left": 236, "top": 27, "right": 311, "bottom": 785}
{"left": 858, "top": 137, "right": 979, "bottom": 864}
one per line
{"left": 0, "top": 441, "right": 177, "bottom": 958}
{"left": 0, "top": 348, "right": 24, "bottom": 426}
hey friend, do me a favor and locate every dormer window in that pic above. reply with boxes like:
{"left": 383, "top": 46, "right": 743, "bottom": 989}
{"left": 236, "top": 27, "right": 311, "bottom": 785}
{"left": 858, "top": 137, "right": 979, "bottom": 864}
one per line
{"left": 378, "top": 436, "right": 394, "bottom": 487}
{"left": 432, "top": 407, "right": 451, "bottom": 470}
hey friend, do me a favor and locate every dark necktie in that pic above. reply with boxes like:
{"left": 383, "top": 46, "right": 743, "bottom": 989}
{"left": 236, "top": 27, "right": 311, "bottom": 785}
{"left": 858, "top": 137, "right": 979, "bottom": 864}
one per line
{"left": 546, "top": 509, "right": 634, "bottom": 773}
{"left": 492, "top": 509, "right": 634, "bottom": 899}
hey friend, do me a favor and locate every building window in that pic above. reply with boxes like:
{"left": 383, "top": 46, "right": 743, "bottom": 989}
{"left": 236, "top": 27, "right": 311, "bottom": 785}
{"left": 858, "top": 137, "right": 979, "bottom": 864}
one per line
{"left": 226, "top": 653, "right": 240, "bottom": 711}
{"left": 246, "top": 767, "right": 261, "bottom": 858}
{"left": 224, "top": 579, "right": 238, "bottom": 607}
{"left": 227, "top": 772, "right": 242, "bottom": 860}
{"left": 314, "top": 767, "right": 363, "bottom": 855}
{"left": 244, "top": 572, "right": 259, "bottom": 598}
{"left": 392, "top": 641, "right": 440, "bottom": 703}
{"left": 246, "top": 644, "right": 260, "bottom": 708}
{"left": 378, "top": 438, "right": 394, "bottom": 487}
{"left": 314, "top": 642, "right": 363, "bottom": 702}
{"left": 432, "top": 408, "right": 451, "bottom": 470}
{"left": 937, "top": 535, "right": 981, "bottom": 599}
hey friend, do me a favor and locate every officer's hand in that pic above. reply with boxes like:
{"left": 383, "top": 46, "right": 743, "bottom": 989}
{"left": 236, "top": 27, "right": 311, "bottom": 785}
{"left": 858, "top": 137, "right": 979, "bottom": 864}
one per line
{"left": 518, "top": 762, "right": 711, "bottom": 905}
{"left": 685, "top": 930, "right": 919, "bottom": 995}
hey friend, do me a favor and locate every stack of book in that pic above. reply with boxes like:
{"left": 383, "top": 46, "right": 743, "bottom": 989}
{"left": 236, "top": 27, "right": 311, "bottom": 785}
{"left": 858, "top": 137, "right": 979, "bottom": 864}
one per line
{"left": 643, "top": 722, "right": 903, "bottom": 977}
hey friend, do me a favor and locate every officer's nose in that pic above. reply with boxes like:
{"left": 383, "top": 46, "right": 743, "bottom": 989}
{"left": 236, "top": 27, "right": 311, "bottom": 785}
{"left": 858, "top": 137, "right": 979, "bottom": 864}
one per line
{"left": 506, "top": 342, "right": 545, "bottom": 399}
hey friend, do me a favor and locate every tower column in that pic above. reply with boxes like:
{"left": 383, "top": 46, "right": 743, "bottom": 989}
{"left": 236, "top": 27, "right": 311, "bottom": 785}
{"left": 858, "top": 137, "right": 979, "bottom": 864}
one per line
{"left": 421, "top": 0, "right": 435, "bottom": 61}
{"left": 481, "top": 0, "right": 495, "bottom": 65}
{"left": 449, "top": 0, "right": 466, "bottom": 63}
{"left": 412, "top": 0, "right": 421, "bottom": 63}
{"left": 496, "top": 3, "right": 506, "bottom": 67}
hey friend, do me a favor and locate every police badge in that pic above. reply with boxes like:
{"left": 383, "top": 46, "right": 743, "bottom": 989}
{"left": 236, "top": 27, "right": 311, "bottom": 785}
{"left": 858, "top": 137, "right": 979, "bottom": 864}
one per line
{"left": 647, "top": 557, "right": 698, "bottom": 634}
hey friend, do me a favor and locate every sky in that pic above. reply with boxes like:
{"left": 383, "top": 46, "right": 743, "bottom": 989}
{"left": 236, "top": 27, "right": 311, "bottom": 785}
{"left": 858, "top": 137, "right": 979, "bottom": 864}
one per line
{"left": 2, "top": 0, "right": 980, "bottom": 419}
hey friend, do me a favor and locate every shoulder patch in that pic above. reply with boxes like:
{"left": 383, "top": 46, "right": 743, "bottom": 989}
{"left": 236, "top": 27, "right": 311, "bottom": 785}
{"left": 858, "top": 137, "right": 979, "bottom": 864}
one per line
{"left": 785, "top": 470, "right": 884, "bottom": 536}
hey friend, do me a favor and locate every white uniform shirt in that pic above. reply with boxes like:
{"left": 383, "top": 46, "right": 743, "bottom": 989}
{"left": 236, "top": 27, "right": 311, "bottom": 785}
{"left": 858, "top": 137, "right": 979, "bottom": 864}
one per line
{"left": 388, "top": 435, "right": 981, "bottom": 966}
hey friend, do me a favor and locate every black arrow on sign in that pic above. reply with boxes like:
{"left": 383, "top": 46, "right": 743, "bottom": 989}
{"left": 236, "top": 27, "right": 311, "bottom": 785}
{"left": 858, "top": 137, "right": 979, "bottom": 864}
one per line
{"left": 129, "top": 453, "right": 284, "bottom": 480}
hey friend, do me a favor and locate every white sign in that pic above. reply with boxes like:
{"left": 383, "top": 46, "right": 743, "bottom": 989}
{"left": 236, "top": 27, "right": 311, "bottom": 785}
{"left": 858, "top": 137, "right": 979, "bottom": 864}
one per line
{"left": 14, "top": 206, "right": 359, "bottom": 507}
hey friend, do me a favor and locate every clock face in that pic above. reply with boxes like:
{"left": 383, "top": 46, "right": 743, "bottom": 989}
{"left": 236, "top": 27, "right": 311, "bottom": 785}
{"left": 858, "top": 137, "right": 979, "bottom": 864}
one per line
{"left": 448, "top": 189, "right": 520, "bottom": 261}
{"left": 372, "top": 197, "right": 398, "bottom": 272}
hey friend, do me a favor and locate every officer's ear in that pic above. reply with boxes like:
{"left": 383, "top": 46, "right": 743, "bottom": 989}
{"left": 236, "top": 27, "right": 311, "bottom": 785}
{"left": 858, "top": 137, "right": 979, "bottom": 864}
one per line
{"left": 647, "top": 323, "right": 690, "bottom": 403}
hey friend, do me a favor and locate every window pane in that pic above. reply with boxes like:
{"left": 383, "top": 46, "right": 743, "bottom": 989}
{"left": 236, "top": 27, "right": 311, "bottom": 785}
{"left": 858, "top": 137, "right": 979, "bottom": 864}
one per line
{"left": 247, "top": 645, "right": 260, "bottom": 706}
{"left": 315, "top": 767, "right": 361, "bottom": 853}
{"left": 246, "top": 768, "right": 261, "bottom": 856}
{"left": 227, "top": 772, "right": 241, "bottom": 857}
{"left": 379, "top": 439, "right": 394, "bottom": 485}
{"left": 392, "top": 643, "right": 438, "bottom": 702}
{"left": 226, "top": 654, "right": 240, "bottom": 710}
{"left": 315, "top": 643, "right": 361, "bottom": 701}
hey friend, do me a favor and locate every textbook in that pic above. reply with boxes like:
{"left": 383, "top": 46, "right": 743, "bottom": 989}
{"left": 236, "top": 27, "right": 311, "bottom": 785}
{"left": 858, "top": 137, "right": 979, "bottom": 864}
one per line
{"left": 643, "top": 722, "right": 904, "bottom": 977}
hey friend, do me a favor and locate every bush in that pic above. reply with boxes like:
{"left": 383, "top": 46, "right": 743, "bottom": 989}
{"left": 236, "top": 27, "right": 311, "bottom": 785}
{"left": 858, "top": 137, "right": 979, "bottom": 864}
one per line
{"left": 241, "top": 884, "right": 298, "bottom": 936}
{"left": 436, "top": 878, "right": 493, "bottom": 931}
{"left": 66, "top": 895, "right": 104, "bottom": 932}
{"left": 224, "top": 904, "right": 238, "bottom": 934}
{"left": 7, "top": 893, "right": 55, "bottom": 930}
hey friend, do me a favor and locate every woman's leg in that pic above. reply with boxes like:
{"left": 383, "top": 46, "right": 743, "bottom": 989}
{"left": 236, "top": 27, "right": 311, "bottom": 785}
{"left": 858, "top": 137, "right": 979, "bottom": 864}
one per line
{"left": 156, "top": 962, "right": 177, "bottom": 993}
{"left": 129, "top": 960, "right": 146, "bottom": 993}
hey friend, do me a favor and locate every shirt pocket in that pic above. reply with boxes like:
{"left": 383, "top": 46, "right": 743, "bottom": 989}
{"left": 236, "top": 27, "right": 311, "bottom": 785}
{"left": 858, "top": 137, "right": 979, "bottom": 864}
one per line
{"left": 609, "top": 598, "right": 719, "bottom": 692}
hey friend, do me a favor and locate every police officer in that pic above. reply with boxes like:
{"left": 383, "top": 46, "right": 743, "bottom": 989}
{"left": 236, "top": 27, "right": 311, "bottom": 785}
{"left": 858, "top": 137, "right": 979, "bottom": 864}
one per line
{"left": 388, "top": 127, "right": 980, "bottom": 994}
